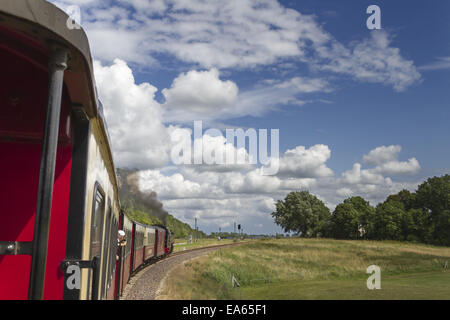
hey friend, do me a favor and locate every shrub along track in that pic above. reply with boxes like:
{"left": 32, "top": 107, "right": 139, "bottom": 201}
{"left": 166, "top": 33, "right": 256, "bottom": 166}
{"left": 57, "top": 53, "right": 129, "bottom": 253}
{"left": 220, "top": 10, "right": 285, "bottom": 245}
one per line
{"left": 121, "top": 242, "right": 247, "bottom": 300}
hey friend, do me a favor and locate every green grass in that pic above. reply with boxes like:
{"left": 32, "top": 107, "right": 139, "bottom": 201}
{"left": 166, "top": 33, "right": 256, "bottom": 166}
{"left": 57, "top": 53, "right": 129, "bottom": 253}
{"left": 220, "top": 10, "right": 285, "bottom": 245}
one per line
{"left": 158, "top": 238, "right": 450, "bottom": 300}
{"left": 234, "top": 272, "right": 450, "bottom": 299}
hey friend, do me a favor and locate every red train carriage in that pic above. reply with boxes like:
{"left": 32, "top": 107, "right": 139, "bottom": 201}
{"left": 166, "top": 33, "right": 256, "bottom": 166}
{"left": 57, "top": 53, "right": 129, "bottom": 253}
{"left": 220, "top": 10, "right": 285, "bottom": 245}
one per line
{"left": 155, "top": 227, "right": 167, "bottom": 258}
{"left": 144, "top": 226, "right": 157, "bottom": 261}
{"left": 0, "top": 0, "right": 123, "bottom": 300}
{"left": 0, "top": 0, "right": 175, "bottom": 300}
{"left": 0, "top": 0, "right": 101, "bottom": 300}
{"left": 132, "top": 222, "right": 146, "bottom": 272}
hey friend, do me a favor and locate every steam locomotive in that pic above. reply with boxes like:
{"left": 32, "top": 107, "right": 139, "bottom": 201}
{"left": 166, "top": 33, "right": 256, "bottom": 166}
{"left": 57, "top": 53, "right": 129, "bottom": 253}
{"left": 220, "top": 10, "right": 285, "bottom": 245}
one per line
{"left": 0, "top": 0, "right": 173, "bottom": 300}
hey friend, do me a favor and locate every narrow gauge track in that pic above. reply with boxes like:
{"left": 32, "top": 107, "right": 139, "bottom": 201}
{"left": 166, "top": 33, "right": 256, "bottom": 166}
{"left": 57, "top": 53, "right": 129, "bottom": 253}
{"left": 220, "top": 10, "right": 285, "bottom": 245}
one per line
{"left": 122, "top": 242, "right": 247, "bottom": 300}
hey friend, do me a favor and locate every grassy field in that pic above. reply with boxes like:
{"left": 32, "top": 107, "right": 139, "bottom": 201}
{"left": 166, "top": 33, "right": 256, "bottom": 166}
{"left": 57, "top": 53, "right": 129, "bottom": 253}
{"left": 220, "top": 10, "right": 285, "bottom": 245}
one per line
{"left": 158, "top": 238, "right": 450, "bottom": 300}
{"left": 172, "top": 238, "right": 238, "bottom": 252}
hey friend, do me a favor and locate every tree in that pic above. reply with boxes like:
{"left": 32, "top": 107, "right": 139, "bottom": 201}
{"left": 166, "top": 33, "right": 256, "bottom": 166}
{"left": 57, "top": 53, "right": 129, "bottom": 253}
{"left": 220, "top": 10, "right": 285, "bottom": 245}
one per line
{"left": 379, "top": 189, "right": 433, "bottom": 243}
{"left": 403, "top": 208, "right": 432, "bottom": 243}
{"left": 343, "top": 196, "right": 376, "bottom": 239}
{"left": 272, "top": 191, "right": 331, "bottom": 237}
{"left": 329, "top": 203, "right": 360, "bottom": 239}
{"left": 386, "top": 189, "right": 416, "bottom": 211}
{"left": 415, "top": 175, "right": 450, "bottom": 245}
{"left": 272, "top": 175, "right": 449, "bottom": 245}
{"left": 370, "top": 190, "right": 435, "bottom": 243}
{"left": 373, "top": 200, "right": 404, "bottom": 240}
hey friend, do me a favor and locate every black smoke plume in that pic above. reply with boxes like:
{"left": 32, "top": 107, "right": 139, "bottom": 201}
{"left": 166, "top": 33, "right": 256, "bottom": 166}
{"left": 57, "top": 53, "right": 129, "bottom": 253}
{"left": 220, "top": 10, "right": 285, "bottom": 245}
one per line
{"left": 117, "top": 169, "right": 168, "bottom": 226}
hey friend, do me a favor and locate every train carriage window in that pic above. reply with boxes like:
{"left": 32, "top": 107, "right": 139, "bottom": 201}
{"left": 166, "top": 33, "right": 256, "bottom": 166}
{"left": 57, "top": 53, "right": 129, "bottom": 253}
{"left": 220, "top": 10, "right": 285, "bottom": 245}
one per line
{"left": 144, "top": 228, "right": 148, "bottom": 246}
{"left": 88, "top": 185, "right": 105, "bottom": 300}
{"left": 136, "top": 226, "right": 144, "bottom": 249}
{"left": 125, "top": 225, "right": 132, "bottom": 256}
{"left": 91, "top": 191, "right": 105, "bottom": 256}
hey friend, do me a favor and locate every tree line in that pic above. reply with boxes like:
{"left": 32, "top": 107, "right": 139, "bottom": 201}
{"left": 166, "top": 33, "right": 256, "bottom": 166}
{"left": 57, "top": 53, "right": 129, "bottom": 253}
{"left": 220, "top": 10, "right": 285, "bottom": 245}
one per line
{"left": 272, "top": 175, "right": 450, "bottom": 246}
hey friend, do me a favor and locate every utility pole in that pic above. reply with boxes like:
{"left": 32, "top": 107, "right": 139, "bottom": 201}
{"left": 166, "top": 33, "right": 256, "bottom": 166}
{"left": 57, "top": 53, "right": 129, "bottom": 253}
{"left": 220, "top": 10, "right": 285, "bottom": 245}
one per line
{"left": 195, "top": 218, "right": 198, "bottom": 243}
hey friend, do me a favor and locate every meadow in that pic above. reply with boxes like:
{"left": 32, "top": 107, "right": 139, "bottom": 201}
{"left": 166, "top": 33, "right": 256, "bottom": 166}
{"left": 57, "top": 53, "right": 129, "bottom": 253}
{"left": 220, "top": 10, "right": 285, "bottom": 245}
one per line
{"left": 158, "top": 238, "right": 450, "bottom": 300}
{"left": 172, "top": 238, "right": 237, "bottom": 252}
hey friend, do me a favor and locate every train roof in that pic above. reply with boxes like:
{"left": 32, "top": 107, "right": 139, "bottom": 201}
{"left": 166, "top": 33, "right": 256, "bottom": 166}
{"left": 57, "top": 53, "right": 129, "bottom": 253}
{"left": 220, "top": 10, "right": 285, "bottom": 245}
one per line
{"left": 0, "top": 0, "right": 98, "bottom": 118}
{"left": 1, "top": 0, "right": 169, "bottom": 233}
{"left": 0, "top": 0, "right": 119, "bottom": 202}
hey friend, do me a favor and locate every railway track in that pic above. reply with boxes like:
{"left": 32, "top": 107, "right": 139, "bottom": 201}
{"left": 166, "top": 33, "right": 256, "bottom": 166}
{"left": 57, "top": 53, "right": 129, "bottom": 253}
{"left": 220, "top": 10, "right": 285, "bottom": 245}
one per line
{"left": 121, "top": 241, "right": 247, "bottom": 300}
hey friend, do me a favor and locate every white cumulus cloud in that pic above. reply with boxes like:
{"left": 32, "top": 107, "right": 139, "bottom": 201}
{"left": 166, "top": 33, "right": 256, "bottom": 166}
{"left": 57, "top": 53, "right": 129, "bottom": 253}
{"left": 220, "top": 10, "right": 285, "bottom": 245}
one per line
{"left": 276, "top": 144, "right": 334, "bottom": 178}
{"left": 362, "top": 145, "right": 421, "bottom": 175}
{"left": 50, "top": 0, "right": 421, "bottom": 92}
{"left": 94, "top": 59, "right": 172, "bottom": 169}
{"left": 163, "top": 69, "right": 239, "bottom": 114}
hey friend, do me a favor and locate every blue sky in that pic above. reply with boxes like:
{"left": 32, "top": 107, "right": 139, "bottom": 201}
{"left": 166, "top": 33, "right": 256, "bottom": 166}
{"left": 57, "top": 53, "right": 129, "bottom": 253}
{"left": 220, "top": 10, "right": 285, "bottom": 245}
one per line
{"left": 52, "top": 0, "right": 449, "bottom": 234}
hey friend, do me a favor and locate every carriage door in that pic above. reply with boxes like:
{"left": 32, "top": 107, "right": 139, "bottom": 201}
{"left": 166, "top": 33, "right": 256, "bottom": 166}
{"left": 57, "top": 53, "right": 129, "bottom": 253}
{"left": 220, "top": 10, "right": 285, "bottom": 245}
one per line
{"left": 88, "top": 186, "right": 105, "bottom": 300}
